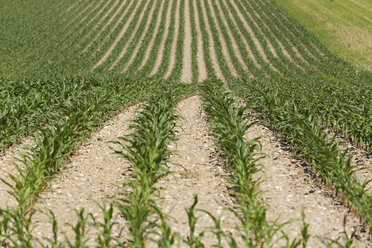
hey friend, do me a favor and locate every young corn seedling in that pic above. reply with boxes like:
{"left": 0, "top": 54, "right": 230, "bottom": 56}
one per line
{"left": 200, "top": 79, "right": 310, "bottom": 247}
{"left": 112, "top": 94, "right": 179, "bottom": 247}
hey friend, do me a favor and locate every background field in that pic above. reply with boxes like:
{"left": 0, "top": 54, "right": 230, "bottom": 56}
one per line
{"left": 276, "top": 0, "right": 372, "bottom": 71}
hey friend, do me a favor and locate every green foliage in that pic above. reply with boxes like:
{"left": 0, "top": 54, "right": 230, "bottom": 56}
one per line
{"left": 229, "top": 77, "right": 372, "bottom": 229}
{"left": 113, "top": 94, "right": 179, "bottom": 247}
{"left": 200, "top": 80, "right": 310, "bottom": 247}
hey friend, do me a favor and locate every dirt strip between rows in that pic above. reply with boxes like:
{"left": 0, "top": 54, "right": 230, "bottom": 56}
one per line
{"left": 164, "top": 0, "right": 181, "bottom": 79}
{"left": 214, "top": 0, "right": 251, "bottom": 76}
{"left": 75, "top": 0, "right": 113, "bottom": 37}
{"left": 330, "top": 131, "right": 372, "bottom": 191}
{"left": 244, "top": 120, "right": 371, "bottom": 247}
{"left": 66, "top": 0, "right": 84, "bottom": 14}
{"left": 192, "top": 0, "right": 208, "bottom": 82}
{"left": 153, "top": 96, "right": 239, "bottom": 247}
{"left": 92, "top": 0, "right": 146, "bottom": 70}
{"left": 199, "top": 0, "right": 225, "bottom": 81}
{"left": 65, "top": 0, "right": 94, "bottom": 33}
{"left": 150, "top": 0, "right": 175, "bottom": 77}
{"left": 180, "top": 0, "right": 193, "bottom": 83}
{"left": 84, "top": 0, "right": 129, "bottom": 54}
{"left": 30, "top": 104, "right": 138, "bottom": 245}
{"left": 229, "top": 0, "right": 278, "bottom": 73}
{"left": 64, "top": 0, "right": 104, "bottom": 38}
{"left": 219, "top": 0, "right": 261, "bottom": 71}
{"left": 206, "top": 0, "right": 239, "bottom": 78}
{"left": 139, "top": 0, "right": 172, "bottom": 71}
{"left": 120, "top": 0, "right": 166, "bottom": 73}
{"left": 109, "top": 0, "right": 155, "bottom": 70}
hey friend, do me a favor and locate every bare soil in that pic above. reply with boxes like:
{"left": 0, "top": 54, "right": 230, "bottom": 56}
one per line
{"left": 92, "top": 0, "right": 146, "bottom": 70}
{"left": 77, "top": 0, "right": 118, "bottom": 44}
{"left": 83, "top": 0, "right": 128, "bottom": 53}
{"left": 206, "top": 0, "right": 239, "bottom": 78}
{"left": 66, "top": 0, "right": 84, "bottom": 14}
{"left": 192, "top": 0, "right": 208, "bottom": 82}
{"left": 214, "top": 0, "right": 252, "bottom": 77}
{"left": 244, "top": 120, "right": 372, "bottom": 247}
{"left": 109, "top": 0, "right": 155, "bottom": 70}
{"left": 328, "top": 130, "right": 372, "bottom": 190}
{"left": 149, "top": 0, "right": 174, "bottom": 77}
{"left": 120, "top": 0, "right": 166, "bottom": 73}
{"left": 66, "top": 1, "right": 94, "bottom": 31}
{"left": 180, "top": 0, "right": 193, "bottom": 83}
{"left": 164, "top": 0, "right": 180, "bottom": 79}
{"left": 30, "top": 104, "right": 138, "bottom": 245}
{"left": 64, "top": 0, "right": 104, "bottom": 38}
{"left": 219, "top": 0, "right": 262, "bottom": 71}
{"left": 228, "top": 0, "right": 280, "bottom": 74}
{"left": 199, "top": 0, "right": 225, "bottom": 81}
{"left": 139, "top": 0, "right": 172, "bottom": 71}
{"left": 153, "top": 96, "right": 239, "bottom": 246}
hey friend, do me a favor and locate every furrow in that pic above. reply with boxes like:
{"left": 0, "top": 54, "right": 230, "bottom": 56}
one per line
{"left": 244, "top": 0, "right": 306, "bottom": 75}
{"left": 198, "top": 0, "right": 225, "bottom": 81}
{"left": 190, "top": 0, "right": 207, "bottom": 82}
{"left": 210, "top": 0, "right": 254, "bottom": 78}
{"left": 180, "top": 0, "right": 193, "bottom": 83}
{"left": 75, "top": 0, "right": 113, "bottom": 37}
{"left": 91, "top": 0, "right": 148, "bottom": 70}
{"left": 155, "top": 96, "right": 238, "bottom": 246}
{"left": 227, "top": 0, "right": 280, "bottom": 75}
{"left": 234, "top": 0, "right": 295, "bottom": 77}
{"left": 30, "top": 104, "right": 138, "bottom": 245}
{"left": 149, "top": 0, "right": 175, "bottom": 77}
{"left": 119, "top": 0, "right": 166, "bottom": 73}
{"left": 327, "top": 130, "right": 372, "bottom": 191}
{"left": 247, "top": 1, "right": 297, "bottom": 63}
{"left": 218, "top": 0, "right": 263, "bottom": 75}
{"left": 244, "top": 122, "right": 371, "bottom": 247}
{"left": 83, "top": 0, "right": 132, "bottom": 54}
{"left": 261, "top": 0, "right": 327, "bottom": 59}
{"left": 164, "top": 0, "right": 181, "bottom": 79}
{"left": 253, "top": 0, "right": 313, "bottom": 68}
{"left": 138, "top": 0, "right": 174, "bottom": 77}
{"left": 350, "top": 0, "right": 372, "bottom": 12}
{"left": 110, "top": 0, "right": 159, "bottom": 71}
{"left": 259, "top": 0, "right": 326, "bottom": 71}
{"left": 65, "top": 0, "right": 95, "bottom": 32}
{"left": 138, "top": 0, "right": 171, "bottom": 72}
{"left": 237, "top": 0, "right": 279, "bottom": 60}
{"left": 77, "top": 0, "right": 120, "bottom": 49}
{"left": 63, "top": 0, "right": 106, "bottom": 39}
{"left": 66, "top": 0, "right": 85, "bottom": 13}
{"left": 205, "top": 0, "right": 240, "bottom": 79}
{"left": 214, "top": 0, "right": 251, "bottom": 76}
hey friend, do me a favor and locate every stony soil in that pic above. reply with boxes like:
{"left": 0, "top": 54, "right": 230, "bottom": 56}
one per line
{"left": 30, "top": 104, "right": 138, "bottom": 245}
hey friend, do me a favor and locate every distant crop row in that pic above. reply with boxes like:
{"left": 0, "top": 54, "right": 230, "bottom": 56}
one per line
{"left": 4, "top": 0, "right": 370, "bottom": 82}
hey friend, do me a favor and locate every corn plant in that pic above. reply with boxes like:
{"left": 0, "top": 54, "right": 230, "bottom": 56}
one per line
{"left": 200, "top": 80, "right": 310, "bottom": 247}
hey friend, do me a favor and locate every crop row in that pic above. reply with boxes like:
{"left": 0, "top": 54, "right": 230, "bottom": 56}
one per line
{"left": 0, "top": 79, "right": 197, "bottom": 246}
{"left": 200, "top": 80, "right": 314, "bottom": 247}
{"left": 3, "top": 0, "right": 371, "bottom": 84}
{"left": 229, "top": 77, "right": 372, "bottom": 231}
